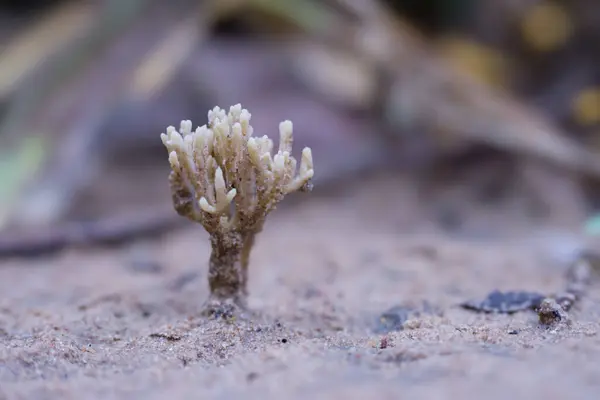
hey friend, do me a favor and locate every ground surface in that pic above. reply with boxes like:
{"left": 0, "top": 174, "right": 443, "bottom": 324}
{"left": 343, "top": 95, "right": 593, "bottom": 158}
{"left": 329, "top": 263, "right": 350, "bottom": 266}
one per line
{"left": 1, "top": 173, "right": 600, "bottom": 399}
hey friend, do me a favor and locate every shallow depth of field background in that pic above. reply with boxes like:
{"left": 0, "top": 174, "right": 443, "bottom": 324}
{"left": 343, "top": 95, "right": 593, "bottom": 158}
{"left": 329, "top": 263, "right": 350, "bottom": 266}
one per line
{"left": 0, "top": 0, "right": 599, "bottom": 253}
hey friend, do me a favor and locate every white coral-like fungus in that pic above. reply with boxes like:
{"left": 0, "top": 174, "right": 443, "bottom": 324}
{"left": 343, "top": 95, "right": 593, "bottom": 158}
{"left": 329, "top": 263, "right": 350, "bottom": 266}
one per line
{"left": 161, "top": 104, "right": 314, "bottom": 233}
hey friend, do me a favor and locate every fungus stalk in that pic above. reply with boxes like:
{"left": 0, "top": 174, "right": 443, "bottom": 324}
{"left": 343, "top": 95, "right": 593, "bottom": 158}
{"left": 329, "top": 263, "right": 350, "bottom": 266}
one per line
{"left": 161, "top": 104, "right": 314, "bottom": 314}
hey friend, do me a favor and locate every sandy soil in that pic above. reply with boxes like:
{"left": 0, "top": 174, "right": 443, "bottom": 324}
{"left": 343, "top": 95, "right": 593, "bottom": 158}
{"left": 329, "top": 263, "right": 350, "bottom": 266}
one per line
{"left": 1, "top": 173, "right": 599, "bottom": 399}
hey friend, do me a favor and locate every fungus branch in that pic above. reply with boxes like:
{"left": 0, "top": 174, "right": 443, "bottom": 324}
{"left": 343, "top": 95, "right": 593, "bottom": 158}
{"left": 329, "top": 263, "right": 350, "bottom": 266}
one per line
{"left": 161, "top": 104, "right": 314, "bottom": 313}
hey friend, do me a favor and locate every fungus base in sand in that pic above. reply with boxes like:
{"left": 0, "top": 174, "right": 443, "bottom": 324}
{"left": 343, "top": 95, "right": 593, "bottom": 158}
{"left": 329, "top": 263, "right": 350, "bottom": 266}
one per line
{"left": 161, "top": 104, "right": 314, "bottom": 316}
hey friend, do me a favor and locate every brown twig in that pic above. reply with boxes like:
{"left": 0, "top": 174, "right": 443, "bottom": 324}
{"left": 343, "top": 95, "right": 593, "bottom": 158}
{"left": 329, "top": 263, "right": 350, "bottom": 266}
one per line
{"left": 0, "top": 154, "right": 389, "bottom": 261}
{"left": 0, "top": 209, "right": 186, "bottom": 260}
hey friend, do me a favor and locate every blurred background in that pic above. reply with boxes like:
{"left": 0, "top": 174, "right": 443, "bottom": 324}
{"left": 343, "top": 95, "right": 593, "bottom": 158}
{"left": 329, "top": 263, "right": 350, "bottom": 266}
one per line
{"left": 0, "top": 0, "right": 599, "bottom": 257}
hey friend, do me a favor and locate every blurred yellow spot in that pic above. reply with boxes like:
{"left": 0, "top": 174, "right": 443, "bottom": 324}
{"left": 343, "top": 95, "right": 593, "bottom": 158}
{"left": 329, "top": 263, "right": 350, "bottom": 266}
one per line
{"left": 521, "top": 2, "right": 573, "bottom": 52}
{"left": 438, "top": 35, "right": 510, "bottom": 89}
{"left": 572, "top": 88, "right": 600, "bottom": 126}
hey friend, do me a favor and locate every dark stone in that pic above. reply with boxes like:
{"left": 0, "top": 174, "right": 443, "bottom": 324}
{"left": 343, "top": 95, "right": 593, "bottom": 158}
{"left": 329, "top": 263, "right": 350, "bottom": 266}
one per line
{"left": 537, "top": 298, "right": 567, "bottom": 325}
{"left": 461, "top": 290, "right": 545, "bottom": 313}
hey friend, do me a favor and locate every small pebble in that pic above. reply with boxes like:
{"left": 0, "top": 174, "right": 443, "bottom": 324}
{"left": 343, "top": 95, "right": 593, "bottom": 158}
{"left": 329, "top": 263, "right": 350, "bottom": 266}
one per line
{"left": 537, "top": 298, "right": 568, "bottom": 326}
